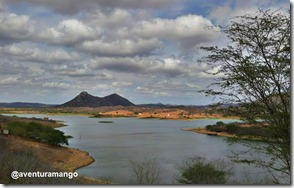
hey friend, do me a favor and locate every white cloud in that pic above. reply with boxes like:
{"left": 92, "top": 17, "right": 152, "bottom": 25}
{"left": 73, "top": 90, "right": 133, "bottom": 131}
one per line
{"left": 0, "top": 44, "right": 81, "bottom": 63}
{"left": 132, "top": 14, "right": 220, "bottom": 48}
{"left": 0, "top": 76, "right": 36, "bottom": 87}
{"left": 57, "top": 68, "right": 94, "bottom": 77}
{"left": 112, "top": 81, "right": 133, "bottom": 87}
{"left": 93, "top": 84, "right": 110, "bottom": 90}
{"left": 135, "top": 86, "right": 170, "bottom": 97}
{"left": 86, "top": 8, "right": 133, "bottom": 29}
{"left": 0, "top": 8, "right": 98, "bottom": 46}
{"left": 42, "top": 81, "right": 72, "bottom": 89}
{"left": 0, "top": 77, "right": 18, "bottom": 85}
{"left": 89, "top": 56, "right": 187, "bottom": 77}
{"left": 95, "top": 72, "right": 113, "bottom": 80}
{"left": 80, "top": 38, "right": 161, "bottom": 56}
{"left": 135, "top": 80, "right": 201, "bottom": 98}
{"left": 38, "top": 19, "right": 98, "bottom": 45}
{"left": 149, "top": 58, "right": 186, "bottom": 76}
{"left": 0, "top": 0, "right": 288, "bottom": 105}
{"left": 0, "top": 2, "right": 219, "bottom": 53}
{"left": 0, "top": 12, "right": 34, "bottom": 40}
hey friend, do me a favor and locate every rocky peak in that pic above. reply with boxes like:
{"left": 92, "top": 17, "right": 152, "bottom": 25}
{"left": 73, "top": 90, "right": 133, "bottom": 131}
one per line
{"left": 79, "top": 91, "right": 89, "bottom": 96}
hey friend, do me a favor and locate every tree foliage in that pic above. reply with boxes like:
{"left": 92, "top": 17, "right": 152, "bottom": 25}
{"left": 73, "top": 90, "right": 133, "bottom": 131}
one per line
{"left": 177, "top": 157, "right": 231, "bottom": 184}
{"left": 199, "top": 9, "right": 290, "bottom": 183}
{"left": 7, "top": 121, "right": 71, "bottom": 146}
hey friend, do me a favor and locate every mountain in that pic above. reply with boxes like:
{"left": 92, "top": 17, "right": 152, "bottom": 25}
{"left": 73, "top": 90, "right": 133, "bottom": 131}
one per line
{"left": 60, "top": 91, "right": 135, "bottom": 107}
{"left": 0, "top": 102, "right": 54, "bottom": 108}
{"left": 103, "top": 93, "right": 135, "bottom": 106}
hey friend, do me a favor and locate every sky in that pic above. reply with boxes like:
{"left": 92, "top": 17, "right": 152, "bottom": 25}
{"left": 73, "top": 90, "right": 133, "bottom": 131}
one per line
{"left": 0, "top": 0, "right": 289, "bottom": 105}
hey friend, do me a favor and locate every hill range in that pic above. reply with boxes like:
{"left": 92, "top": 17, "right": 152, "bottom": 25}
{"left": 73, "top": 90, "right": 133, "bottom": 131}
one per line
{"left": 0, "top": 91, "right": 135, "bottom": 108}
{"left": 60, "top": 91, "right": 134, "bottom": 107}
{"left": 0, "top": 91, "right": 210, "bottom": 108}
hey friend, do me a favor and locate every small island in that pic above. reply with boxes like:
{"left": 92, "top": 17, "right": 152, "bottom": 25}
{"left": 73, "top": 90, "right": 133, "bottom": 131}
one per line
{"left": 99, "top": 121, "right": 114, "bottom": 123}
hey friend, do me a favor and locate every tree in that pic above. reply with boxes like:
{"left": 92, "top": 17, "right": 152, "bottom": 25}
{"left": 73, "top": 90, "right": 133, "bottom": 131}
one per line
{"left": 177, "top": 157, "right": 232, "bottom": 184}
{"left": 7, "top": 121, "right": 71, "bottom": 146}
{"left": 129, "top": 159, "right": 161, "bottom": 184}
{"left": 199, "top": 9, "right": 290, "bottom": 184}
{"left": 44, "top": 130, "right": 69, "bottom": 146}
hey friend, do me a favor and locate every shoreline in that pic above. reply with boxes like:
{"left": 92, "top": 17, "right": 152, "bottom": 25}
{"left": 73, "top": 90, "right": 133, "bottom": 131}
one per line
{"left": 182, "top": 128, "right": 268, "bottom": 141}
{"left": 4, "top": 135, "right": 109, "bottom": 184}
{"left": 0, "top": 106, "right": 240, "bottom": 121}
{"left": 5, "top": 135, "right": 95, "bottom": 172}
{"left": 2, "top": 111, "right": 239, "bottom": 121}
{"left": 182, "top": 128, "right": 237, "bottom": 138}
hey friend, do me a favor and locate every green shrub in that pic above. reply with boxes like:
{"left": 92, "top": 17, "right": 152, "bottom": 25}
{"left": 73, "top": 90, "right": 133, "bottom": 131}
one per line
{"left": 237, "top": 126, "right": 270, "bottom": 137}
{"left": 205, "top": 121, "right": 271, "bottom": 139}
{"left": 216, "top": 121, "right": 225, "bottom": 126}
{"left": 177, "top": 157, "right": 231, "bottom": 184}
{"left": 209, "top": 125, "right": 224, "bottom": 132}
{"left": 225, "top": 123, "right": 239, "bottom": 133}
{"left": 7, "top": 121, "right": 71, "bottom": 146}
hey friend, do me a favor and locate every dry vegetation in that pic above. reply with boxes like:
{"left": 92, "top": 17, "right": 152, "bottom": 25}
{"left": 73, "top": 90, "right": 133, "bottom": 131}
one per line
{"left": 0, "top": 106, "right": 237, "bottom": 120}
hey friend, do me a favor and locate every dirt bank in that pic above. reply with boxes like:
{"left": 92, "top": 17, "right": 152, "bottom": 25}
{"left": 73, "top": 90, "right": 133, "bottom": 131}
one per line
{"left": 5, "top": 136, "right": 94, "bottom": 171}
{"left": 3, "top": 135, "right": 109, "bottom": 184}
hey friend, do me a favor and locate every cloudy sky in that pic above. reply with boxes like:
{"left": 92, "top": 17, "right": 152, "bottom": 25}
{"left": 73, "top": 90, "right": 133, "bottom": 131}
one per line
{"left": 0, "top": 0, "right": 289, "bottom": 105}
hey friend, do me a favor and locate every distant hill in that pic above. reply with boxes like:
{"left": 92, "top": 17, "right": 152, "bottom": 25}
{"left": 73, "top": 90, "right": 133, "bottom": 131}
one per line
{"left": 138, "top": 103, "right": 167, "bottom": 108}
{"left": 60, "top": 91, "right": 135, "bottom": 107}
{"left": 138, "top": 103, "right": 212, "bottom": 109}
{"left": 0, "top": 102, "right": 54, "bottom": 108}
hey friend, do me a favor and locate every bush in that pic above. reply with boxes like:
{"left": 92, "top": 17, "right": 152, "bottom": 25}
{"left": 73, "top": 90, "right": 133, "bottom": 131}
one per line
{"left": 205, "top": 121, "right": 271, "bottom": 138}
{"left": 216, "top": 121, "right": 225, "bottom": 126}
{"left": 225, "top": 123, "right": 239, "bottom": 133}
{"left": 7, "top": 121, "right": 71, "bottom": 146}
{"left": 129, "top": 159, "right": 161, "bottom": 184}
{"left": 237, "top": 126, "right": 271, "bottom": 137}
{"left": 177, "top": 157, "right": 231, "bottom": 184}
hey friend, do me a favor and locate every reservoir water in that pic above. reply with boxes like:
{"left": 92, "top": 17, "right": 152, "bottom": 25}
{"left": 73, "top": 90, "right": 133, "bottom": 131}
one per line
{"left": 4, "top": 114, "right": 270, "bottom": 184}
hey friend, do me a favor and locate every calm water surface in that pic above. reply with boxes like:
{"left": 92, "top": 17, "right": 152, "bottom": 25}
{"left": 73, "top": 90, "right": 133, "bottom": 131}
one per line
{"left": 5, "top": 114, "right": 269, "bottom": 184}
